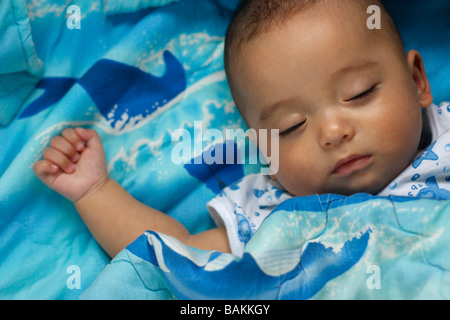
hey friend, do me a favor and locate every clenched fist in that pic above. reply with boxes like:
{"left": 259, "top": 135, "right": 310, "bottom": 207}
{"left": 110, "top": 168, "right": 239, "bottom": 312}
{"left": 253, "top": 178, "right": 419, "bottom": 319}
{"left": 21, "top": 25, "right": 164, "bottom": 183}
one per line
{"left": 34, "top": 127, "right": 110, "bottom": 203}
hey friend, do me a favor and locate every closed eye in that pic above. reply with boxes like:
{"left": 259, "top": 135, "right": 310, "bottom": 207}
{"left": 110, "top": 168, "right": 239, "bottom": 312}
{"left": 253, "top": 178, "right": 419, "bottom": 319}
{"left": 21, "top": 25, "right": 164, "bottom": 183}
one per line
{"left": 347, "top": 85, "right": 379, "bottom": 101}
{"left": 280, "top": 120, "right": 306, "bottom": 137}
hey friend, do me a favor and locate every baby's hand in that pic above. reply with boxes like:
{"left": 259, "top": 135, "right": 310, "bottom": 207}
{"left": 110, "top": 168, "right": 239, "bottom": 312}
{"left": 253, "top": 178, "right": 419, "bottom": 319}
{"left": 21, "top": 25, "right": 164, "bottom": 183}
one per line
{"left": 34, "top": 127, "right": 109, "bottom": 203}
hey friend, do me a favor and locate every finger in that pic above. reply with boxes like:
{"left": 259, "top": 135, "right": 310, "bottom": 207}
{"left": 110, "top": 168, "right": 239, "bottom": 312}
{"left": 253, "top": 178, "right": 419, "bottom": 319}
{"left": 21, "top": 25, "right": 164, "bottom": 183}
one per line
{"left": 50, "top": 136, "right": 80, "bottom": 163}
{"left": 34, "top": 160, "right": 59, "bottom": 178}
{"left": 43, "top": 147, "right": 75, "bottom": 173}
{"left": 74, "top": 127, "right": 104, "bottom": 150}
{"left": 61, "top": 128, "right": 85, "bottom": 152}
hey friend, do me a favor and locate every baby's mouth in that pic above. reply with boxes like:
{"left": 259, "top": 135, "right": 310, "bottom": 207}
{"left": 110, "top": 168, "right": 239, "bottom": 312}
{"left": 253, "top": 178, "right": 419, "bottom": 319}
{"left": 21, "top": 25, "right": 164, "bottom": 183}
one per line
{"left": 332, "top": 154, "right": 372, "bottom": 175}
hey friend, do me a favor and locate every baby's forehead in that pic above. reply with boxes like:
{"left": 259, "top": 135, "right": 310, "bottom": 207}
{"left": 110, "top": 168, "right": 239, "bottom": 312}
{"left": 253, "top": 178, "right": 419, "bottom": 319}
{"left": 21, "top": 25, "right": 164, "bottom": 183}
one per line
{"left": 230, "top": 0, "right": 401, "bottom": 56}
{"left": 272, "top": 2, "right": 385, "bottom": 40}
{"left": 226, "top": 0, "right": 404, "bottom": 120}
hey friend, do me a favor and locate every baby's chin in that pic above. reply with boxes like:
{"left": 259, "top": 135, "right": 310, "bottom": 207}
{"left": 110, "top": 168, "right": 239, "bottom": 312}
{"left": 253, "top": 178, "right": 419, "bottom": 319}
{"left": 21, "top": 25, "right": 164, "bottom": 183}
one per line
{"left": 287, "top": 180, "right": 390, "bottom": 198}
{"left": 325, "top": 181, "right": 389, "bottom": 197}
{"left": 274, "top": 169, "right": 396, "bottom": 197}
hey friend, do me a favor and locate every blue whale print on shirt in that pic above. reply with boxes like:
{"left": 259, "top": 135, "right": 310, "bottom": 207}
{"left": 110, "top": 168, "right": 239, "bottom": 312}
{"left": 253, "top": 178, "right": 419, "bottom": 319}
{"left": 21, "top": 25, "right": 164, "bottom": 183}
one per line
{"left": 19, "top": 50, "right": 186, "bottom": 128}
{"left": 417, "top": 176, "right": 450, "bottom": 200}
{"left": 413, "top": 141, "right": 439, "bottom": 169}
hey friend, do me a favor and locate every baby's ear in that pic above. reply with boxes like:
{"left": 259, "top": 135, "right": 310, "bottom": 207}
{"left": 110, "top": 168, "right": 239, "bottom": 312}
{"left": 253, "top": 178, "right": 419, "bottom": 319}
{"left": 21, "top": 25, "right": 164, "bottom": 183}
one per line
{"left": 406, "top": 50, "right": 433, "bottom": 109}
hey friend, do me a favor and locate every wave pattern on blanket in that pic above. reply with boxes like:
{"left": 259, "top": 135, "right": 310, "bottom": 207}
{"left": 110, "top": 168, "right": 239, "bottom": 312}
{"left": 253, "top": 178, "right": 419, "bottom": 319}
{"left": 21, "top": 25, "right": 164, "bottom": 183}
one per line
{"left": 80, "top": 194, "right": 450, "bottom": 300}
{"left": 19, "top": 50, "right": 186, "bottom": 130}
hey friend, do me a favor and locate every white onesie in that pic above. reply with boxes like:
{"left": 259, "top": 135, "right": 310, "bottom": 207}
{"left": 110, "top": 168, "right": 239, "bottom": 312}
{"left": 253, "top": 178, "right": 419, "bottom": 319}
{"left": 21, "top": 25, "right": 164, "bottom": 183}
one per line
{"left": 207, "top": 102, "right": 450, "bottom": 256}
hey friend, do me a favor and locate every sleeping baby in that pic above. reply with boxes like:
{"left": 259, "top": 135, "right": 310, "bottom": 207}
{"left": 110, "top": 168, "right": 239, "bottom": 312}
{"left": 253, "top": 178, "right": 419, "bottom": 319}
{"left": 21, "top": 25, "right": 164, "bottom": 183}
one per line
{"left": 34, "top": 0, "right": 450, "bottom": 257}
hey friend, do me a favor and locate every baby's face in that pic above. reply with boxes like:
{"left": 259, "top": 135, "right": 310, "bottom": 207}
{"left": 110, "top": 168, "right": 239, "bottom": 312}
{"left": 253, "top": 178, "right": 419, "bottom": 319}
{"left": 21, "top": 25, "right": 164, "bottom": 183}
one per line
{"left": 230, "top": 4, "right": 432, "bottom": 196}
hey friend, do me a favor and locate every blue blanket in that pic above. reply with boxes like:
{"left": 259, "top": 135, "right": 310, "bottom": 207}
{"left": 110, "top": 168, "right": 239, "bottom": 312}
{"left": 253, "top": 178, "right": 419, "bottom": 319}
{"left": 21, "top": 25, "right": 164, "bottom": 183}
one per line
{"left": 0, "top": 0, "right": 449, "bottom": 299}
{"left": 80, "top": 194, "right": 450, "bottom": 299}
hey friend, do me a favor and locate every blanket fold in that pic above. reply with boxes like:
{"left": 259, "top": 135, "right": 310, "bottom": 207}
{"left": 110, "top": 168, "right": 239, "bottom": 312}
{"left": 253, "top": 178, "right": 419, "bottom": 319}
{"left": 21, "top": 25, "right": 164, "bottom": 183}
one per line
{"left": 0, "top": 0, "right": 43, "bottom": 126}
{"left": 81, "top": 194, "right": 450, "bottom": 300}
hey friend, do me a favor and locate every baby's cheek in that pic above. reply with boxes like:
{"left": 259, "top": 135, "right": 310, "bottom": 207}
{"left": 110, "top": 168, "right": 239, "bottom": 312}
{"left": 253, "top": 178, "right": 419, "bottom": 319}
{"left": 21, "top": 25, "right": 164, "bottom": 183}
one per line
{"left": 275, "top": 161, "right": 319, "bottom": 196}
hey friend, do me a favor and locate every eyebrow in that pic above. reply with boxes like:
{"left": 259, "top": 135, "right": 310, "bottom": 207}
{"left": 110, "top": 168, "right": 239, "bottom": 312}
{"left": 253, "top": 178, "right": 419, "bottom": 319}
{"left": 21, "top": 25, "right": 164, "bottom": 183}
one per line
{"left": 333, "top": 61, "right": 379, "bottom": 76}
{"left": 259, "top": 100, "right": 293, "bottom": 122}
{"left": 259, "top": 61, "right": 379, "bottom": 122}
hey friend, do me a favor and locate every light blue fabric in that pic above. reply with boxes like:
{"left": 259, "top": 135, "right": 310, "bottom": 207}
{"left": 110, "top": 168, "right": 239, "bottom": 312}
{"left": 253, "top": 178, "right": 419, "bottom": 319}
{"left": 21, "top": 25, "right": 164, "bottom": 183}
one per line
{"left": 80, "top": 250, "right": 177, "bottom": 300}
{"left": 0, "top": 0, "right": 449, "bottom": 300}
{"left": 81, "top": 194, "right": 450, "bottom": 300}
{"left": 0, "top": 0, "right": 43, "bottom": 126}
{"left": 0, "top": 0, "right": 245, "bottom": 299}
{"left": 104, "top": 0, "right": 182, "bottom": 15}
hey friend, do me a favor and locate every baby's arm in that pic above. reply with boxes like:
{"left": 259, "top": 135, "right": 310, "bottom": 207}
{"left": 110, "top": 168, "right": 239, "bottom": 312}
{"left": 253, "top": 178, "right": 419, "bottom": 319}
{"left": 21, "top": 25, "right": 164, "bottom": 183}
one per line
{"left": 34, "top": 128, "right": 230, "bottom": 258}
{"left": 74, "top": 179, "right": 231, "bottom": 257}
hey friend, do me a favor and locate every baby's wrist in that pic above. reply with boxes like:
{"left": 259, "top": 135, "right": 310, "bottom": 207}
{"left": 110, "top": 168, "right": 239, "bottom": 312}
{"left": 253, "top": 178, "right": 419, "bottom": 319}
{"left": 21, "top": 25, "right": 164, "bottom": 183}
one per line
{"left": 74, "top": 177, "right": 111, "bottom": 205}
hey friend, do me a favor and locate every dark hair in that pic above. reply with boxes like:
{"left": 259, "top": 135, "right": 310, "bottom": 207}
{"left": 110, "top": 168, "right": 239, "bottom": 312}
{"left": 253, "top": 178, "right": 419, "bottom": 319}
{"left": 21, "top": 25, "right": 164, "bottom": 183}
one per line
{"left": 224, "top": 0, "right": 404, "bottom": 79}
{"left": 419, "top": 110, "right": 432, "bottom": 150}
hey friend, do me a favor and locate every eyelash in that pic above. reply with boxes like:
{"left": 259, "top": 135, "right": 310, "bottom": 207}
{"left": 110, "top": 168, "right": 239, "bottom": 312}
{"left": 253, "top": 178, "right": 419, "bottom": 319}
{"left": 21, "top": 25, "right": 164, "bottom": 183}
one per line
{"left": 280, "top": 120, "right": 306, "bottom": 137}
{"left": 348, "top": 85, "right": 379, "bottom": 101}
{"left": 280, "top": 85, "right": 379, "bottom": 137}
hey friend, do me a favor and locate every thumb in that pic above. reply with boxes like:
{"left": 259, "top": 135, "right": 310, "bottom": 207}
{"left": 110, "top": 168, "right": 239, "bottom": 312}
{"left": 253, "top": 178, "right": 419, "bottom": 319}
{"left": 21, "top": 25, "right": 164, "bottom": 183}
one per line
{"left": 75, "top": 127, "right": 104, "bottom": 150}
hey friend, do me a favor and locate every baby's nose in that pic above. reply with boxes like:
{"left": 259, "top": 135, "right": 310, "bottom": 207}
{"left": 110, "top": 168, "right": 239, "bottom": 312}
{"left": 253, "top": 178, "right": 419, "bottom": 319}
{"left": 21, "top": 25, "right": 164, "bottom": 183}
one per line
{"left": 319, "top": 117, "right": 354, "bottom": 149}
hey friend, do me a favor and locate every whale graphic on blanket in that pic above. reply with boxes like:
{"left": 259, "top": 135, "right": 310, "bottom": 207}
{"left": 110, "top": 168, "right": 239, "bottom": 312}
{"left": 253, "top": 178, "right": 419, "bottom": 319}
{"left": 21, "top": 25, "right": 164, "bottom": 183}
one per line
{"left": 127, "top": 229, "right": 370, "bottom": 299}
{"left": 19, "top": 50, "right": 186, "bottom": 128}
{"left": 184, "top": 140, "right": 245, "bottom": 194}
